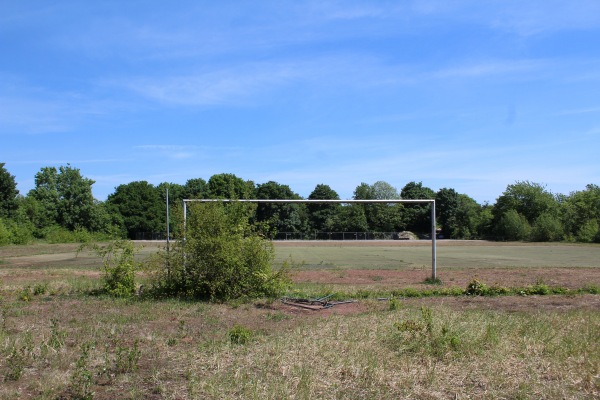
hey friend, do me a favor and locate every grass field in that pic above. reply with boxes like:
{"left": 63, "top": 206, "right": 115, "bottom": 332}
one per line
{"left": 0, "top": 240, "right": 599, "bottom": 399}
{"left": 274, "top": 240, "right": 600, "bottom": 269}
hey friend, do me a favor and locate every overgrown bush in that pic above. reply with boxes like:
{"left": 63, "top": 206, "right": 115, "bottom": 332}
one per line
{"left": 149, "top": 202, "right": 290, "bottom": 301}
{"left": 82, "top": 240, "right": 140, "bottom": 297}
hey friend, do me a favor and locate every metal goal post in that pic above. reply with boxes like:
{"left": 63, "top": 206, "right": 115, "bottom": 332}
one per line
{"left": 182, "top": 199, "right": 437, "bottom": 280}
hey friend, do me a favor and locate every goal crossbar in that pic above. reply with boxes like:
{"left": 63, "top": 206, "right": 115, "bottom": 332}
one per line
{"left": 182, "top": 199, "right": 437, "bottom": 280}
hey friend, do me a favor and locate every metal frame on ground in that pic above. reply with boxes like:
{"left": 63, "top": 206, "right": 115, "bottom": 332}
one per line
{"left": 182, "top": 199, "right": 437, "bottom": 280}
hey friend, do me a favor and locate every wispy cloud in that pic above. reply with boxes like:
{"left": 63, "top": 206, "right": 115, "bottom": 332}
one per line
{"left": 124, "top": 62, "right": 301, "bottom": 106}
{"left": 134, "top": 144, "right": 248, "bottom": 160}
{"left": 487, "top": 0, "right": 600, "bottom": 36}
{"left": 558, "top": 106, "right": 600, "bottom": 116}
{"left": 120, "top": 54, "right": 554, "bottom": 108}
{"left": 431, "top": 59, "right": 550, "bottom": 80}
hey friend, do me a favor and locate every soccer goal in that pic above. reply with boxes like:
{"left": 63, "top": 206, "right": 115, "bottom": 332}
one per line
{"left": 182, "top": 199, "right": 438, "bottom": 280}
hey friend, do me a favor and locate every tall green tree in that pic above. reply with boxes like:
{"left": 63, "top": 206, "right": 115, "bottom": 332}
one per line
{"left": 55, "top": 165, "right": 100, "bottom": 230}
{"left": 156, "top": 182, "right": 186, "bottom": 207}
{"left": 455, "top": 194, "right": 483, "bottom": 239}
{"left": 307, "top": 184, "right": 340, "bottom": 232}
{"left": 0, "top": 163, "right": 19, "bottom": 219}
{"left": 475, "top": 203, "right": 494, "bottom": 238}
{"left": 255, "top": 181, "right": 306, "bottom": 235}
{"left": 183, "top": 178, "right": 209, "bottom": 199}
{"left": 492, "top": 181, "right": 558, "bottom": 225}
{"left": 208, "top": 173, "right": 255, "bottom": 199}
{"left": 27, "top": 164, "right": 105, "bottom": 231}
{"left": 436, "top": 188, "right": 459, "bottom": 237}
{"left": 353, "top": 181, "right": 403, "bottom": 232}
{"left": 436, "top": 188, "right": 482, "bottom": 239}
{"left": 107, "top": 181, "right": 164, "bottom": 239}
{"left": 336, "top": 204, "right": 369, "bottom": 232}
{"left": 28, "top": 166, "right": 60, "bottom": 229}
{"left": 560, "top": 184, "right": 600, "bottom": 242}
{"left": 401, "top": 181, "right": 435, "bottom": 233}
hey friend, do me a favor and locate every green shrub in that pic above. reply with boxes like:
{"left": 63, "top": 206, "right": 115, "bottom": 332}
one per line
{"left": 526, "top": 282, "right": 550, "bottom": 295}
{"left": 400, "top": 288, "right": 422, "bottom": 298}
{"left": 82, "top": 240, "right": 139, "bottom": 297}
{"left": 465, "top": 278, "right": 488, "bottom": 296}
{"left": 581, "top": 285, "right": 599, "bottom": 294}
{"left": 150, "top": 202, "right": 290, "bottom": 301}
{"left": 228, "top": 325, "right": 253, "bottom": 345}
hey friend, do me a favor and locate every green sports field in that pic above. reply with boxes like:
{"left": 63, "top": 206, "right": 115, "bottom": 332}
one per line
{"left": 273, "top": 240, "right": 600, "bottom": 269}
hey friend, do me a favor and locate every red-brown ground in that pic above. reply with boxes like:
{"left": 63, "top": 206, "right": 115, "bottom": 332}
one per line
{"left": 291, "top": 267, "right": 600, "bottom": 290}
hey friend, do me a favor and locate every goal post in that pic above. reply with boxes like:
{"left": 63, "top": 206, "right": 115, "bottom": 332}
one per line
{"left": 182, "top": 199, "right": 437, "bottom": 280}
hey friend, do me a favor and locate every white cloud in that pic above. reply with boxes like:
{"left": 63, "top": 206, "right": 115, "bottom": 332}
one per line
{"left": 124, "top": 62, "right": 301, "bottom": 106}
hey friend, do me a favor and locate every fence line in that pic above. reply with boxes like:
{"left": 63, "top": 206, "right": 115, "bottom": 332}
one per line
{"left": 135, "top": 231, "right": 433, "bottom": 241}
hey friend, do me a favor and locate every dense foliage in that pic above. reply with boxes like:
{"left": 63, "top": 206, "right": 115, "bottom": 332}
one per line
{"left": 149, "top": 201, "right": 290, "bottom": 301}
{"left": 1, "top": 162, "right": 599, "bottom": 244}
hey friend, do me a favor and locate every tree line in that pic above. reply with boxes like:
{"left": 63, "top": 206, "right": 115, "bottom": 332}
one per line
{"left": 1, "top": 163, "right": 599, "bottom": 244}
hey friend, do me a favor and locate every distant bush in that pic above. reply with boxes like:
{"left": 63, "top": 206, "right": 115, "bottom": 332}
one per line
{"left": 0, "top": 219, "right": 9, "bottom": 246}
{"left": 496, "top": 210, "right": 531, "bottom": 241}
{"left": 43, "top": 226, "right": 91, "bottom": 243}
{"left": 0, "top": 218, "right": 34, "bottom": 245}
{"left": 42, "top": 225, "right": 121, "bottom": 244}
{"left": 576, "top": 219, "right": 599, "bottom": 243}
{"left": 465, "top": 278, "right": 488, "bottom": 296}
{"left": 531, "top": 213, "right": 563, "bottom": 242}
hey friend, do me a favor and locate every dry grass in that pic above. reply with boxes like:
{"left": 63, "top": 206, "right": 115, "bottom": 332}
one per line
{"left": 1, "top": 290, "right": 599, "bottom": 399}
{"left": 1, "top": 241, "right": 599, "bottom": 399}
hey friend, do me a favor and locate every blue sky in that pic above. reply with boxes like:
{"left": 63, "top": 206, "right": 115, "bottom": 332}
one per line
{"left": 2, "top": 1, "right": 599, "bottom": 204}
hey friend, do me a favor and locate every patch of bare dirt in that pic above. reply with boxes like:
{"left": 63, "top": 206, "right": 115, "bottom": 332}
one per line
{"left": 292, "top": 267, "right": 600, "bottom": 290}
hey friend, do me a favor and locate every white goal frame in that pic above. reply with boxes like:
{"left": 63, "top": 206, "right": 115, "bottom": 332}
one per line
{"left": 182, "top": 199, "right": 437, "bottom": 280}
